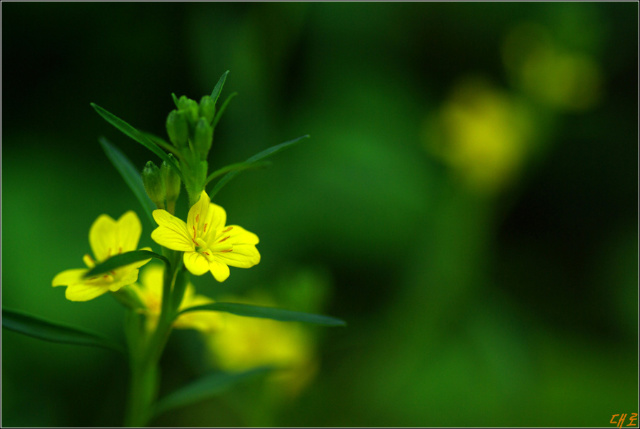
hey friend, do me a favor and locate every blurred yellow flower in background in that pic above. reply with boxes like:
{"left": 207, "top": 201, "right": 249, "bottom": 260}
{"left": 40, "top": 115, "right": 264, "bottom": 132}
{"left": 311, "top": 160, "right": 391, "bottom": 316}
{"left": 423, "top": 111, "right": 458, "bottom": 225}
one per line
{"left": 132, "top": 264, "right": 221, "bottom": 332}
{"left": 425, "top": 77, "right": 534, "bottom": 195}
{"left": 52, "top": 211, "right": 151, "bottom": 302}
{"left": 206, "top": 293, "right": 318, "bottom": 398}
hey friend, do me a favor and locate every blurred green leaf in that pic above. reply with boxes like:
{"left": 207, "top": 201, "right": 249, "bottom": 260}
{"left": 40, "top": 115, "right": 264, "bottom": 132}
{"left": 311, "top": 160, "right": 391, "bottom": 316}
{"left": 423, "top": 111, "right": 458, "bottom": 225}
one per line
{"left": 205, "top": 160, "right": 272, "bottom": 186}
{"left": 210, "top": 70, "right": 230, "bottom": 104}
{"left": 171, "top": 92, "right": 179, "bottom": 108}
{"left": 83, "top": 250, "right": 168, "bottom": 278}
{"left": 2, "top": 308, "right": 125, "bottom": 354}
{"left": 179, "top": 302, "right": 346, "bottom": 326}
{"left": 99, "top": 137, "right": 156, "bottom": 225}
{"left": 140, "top": 132, "right": 181, "bottom": 156}
{"left": 212, "top": 91, "right": 237, "bottom": 128}
{"left": 209, "top": 134, "right": 310, "bottom": 198}
{"left": 153, "top": 366, "right": 273, "bottom": 417}
{"left": 90, "top": 103, "right": 183, "bottom": 180}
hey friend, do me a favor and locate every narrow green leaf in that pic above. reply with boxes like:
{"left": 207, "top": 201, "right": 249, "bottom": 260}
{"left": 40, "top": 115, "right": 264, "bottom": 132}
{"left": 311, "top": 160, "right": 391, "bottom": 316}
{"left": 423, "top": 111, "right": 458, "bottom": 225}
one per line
{"left": 179, "top": 302, "right": 346, "bottom": 326}
{"left": 90, "top": 103, "right": 183, "bottom": 180}
{"left": 209, "top": 134, "right": 310, "bottom": 198}
{"left": 210, "top": 70, "right": 230, "bottom": 104}
{"left": 205, "top": 160, "right": 271, "bottom": 186}
{"left": 154, "top": 366, "right": 273, "bottom": 417}
{"left": 2, "top": 308, "right": 125, "bottom": 354}
{"left": 99, "top": 137, "right": 156, "bottom": 225}
{"left": 140, "top": 132, "right": 181, "bottom": 157}
{"left": 83, "top": 250, "right": 168, "bottom": 278}
{"left": 212, "top": 92, "right": 237, "bottom": 128}
{"left": 171, "top": 93, "right": 179, "bottom": 108}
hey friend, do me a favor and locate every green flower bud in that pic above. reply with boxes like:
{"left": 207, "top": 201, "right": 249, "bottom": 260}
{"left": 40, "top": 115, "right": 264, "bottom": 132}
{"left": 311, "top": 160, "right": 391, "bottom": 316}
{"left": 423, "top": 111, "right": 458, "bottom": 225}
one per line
{"left": 162, "top": 154, "right": 181, "bottom": 212}
{"left": 178, "top": 96, "right": 199, "bottom": 127}
{"left": 166, "top": 110, "right": 189, "bottom": 148}
{"left": 142, "top": 161, "right": 166, "bottom": 209}
{"left": 194, "top": 118, "right": 213, "bottom": 160}
{"left": 199, "top": 95, "right": 216, "bottom": 124}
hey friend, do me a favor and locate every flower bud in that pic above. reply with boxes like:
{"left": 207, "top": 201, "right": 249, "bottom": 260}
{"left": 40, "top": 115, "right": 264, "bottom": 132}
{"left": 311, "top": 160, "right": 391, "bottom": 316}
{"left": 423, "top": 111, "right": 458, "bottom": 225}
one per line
{"left": 142, "top": 161, "right": 166, "bottom": 209}
{"left": 178, "top": 96, "right": 199, "bottom": 127}
{"left": 194, "top": 118, "right": 213, "bottom": 160}
{"left": 162, "top": 154, "right": 181, "bottom": 211}
{"left": 166, "top": 110, "right": 189, "bottom": 148}
{"left": 199, "top": 96, "right": 216, "bottom": 124}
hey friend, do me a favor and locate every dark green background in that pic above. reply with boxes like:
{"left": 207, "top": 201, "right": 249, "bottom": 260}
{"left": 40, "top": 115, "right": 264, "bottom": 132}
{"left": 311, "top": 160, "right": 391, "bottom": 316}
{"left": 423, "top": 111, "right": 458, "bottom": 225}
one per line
{"left": 2, "top": 2, "right": 638, "bottom": 427}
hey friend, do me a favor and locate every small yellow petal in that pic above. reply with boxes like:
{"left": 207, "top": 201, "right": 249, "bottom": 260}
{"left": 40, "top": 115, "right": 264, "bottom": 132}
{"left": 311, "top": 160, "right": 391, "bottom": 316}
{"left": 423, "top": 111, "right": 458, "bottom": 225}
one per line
{"left": 184, "top": 251, "right": 210, "bottom": 276}
{"left": 65, "top": 284, "right": 111, "bottom": 301}
{"left": 204, "top": 203, "right": 227, "bottom": 241}
{"left": 187, "top": 191, "right": 211, "bottom": 238}
{"left": 116, "top": 211, "right": 142, "bottom": 252}
{"left": 52, "top": 269, "right": 87, "bottom": 287}
{"left": 209, "top": 259, "right": 230, "bottom": 282}
{"left": 89, "top": 214, "right": 118, "bottom": 261}
{"left": 210, "top": 225, "right": 259, "bottom": 249}
{"left": 108, "top": 269, "right": 140, "bottom": 292}
{"left": 215, "top": 244, "right": 261, "bottom": 268}
{"left": 152, "top": 210, "right": 193, "bottom": 251}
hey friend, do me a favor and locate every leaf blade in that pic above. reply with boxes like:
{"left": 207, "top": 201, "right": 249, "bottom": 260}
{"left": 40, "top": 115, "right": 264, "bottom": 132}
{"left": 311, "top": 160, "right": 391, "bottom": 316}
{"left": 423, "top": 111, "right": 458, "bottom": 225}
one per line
{"left": 204, "top": 160, "right": 271, "bottom": 186}
{"left": 90, "top": 103, "right": 183, "bottom": 180}
{"left": 212, "top": 92, "right": 237, "bottom": 128}
{"left": 210, "top": 70, "right": 230, "bottom": 104}
{"left": 179, "top": 302, "right": 346, "bottom": 326}
{"left": 99, "top": 137, "right": 156, "bottom": 225}
{"left": 83, "top": 250, "right": 168, "bottom": 278}
{"left": 2, "top": 308, "right": 125, "bottom": 354}
{"left": 208, "top": 134, "right": 309, "bottom": 198}
{"left": 154, "top": 366, "right": 273, "bottom": 417}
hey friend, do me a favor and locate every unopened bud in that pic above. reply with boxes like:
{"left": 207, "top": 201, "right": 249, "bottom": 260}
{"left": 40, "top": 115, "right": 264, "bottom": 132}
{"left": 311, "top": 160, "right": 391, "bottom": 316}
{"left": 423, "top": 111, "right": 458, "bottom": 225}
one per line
{"left": 178, "top": 96, "right": 199, "bottom": 127}
{"left": 166, "top": 110, "right": 189, "bottom": 148}
{"left": 162, "top": 154, "right": 181, "bottom": 206}
{"left": 199, "top": 96, "right": 216, "bottom": 124}
{"left": 194, "top": 118, "right": 213, "bottom": 160}
{"left": 142, "top": 161, "right": 166, "bottom": 209}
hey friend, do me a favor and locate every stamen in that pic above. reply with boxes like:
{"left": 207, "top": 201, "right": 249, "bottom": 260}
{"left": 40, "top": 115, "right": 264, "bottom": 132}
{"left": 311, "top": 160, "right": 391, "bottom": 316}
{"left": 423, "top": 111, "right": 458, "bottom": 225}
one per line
{"left": 196, "top": 214, "right": 200, "bottom": 224}
{"left": 220, "top": 249, "right": 233, "bottom": 253}
{"left": 218, "top": 236, "right": 230, "bottom": 243}
{"left": 223, "top": 226, "right": 233, "bottom": 233}
{"left": 204, "top": 223, "right": 208, "bottom": 233}
{"left": 202, "top": 252, "right": 210, "bottom": 256}
{"left": 118, "top": 247, "right": 122, "bottom": 254}
{"left": 193, "top": 226, "right": 197, "bottom": 241}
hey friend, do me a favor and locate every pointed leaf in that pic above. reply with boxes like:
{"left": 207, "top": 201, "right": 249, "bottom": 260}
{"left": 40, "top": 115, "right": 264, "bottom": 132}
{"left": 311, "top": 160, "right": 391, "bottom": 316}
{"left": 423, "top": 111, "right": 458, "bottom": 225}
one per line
{"left": 154, "top": 366, "right": 273, "bottom": 417}
{"left": 99, "top": 137, "right": 156, "bottom": 225}
{"left": 210, "top": 70, "right": 230, "bottom": 104}
{"left": 90, "top": 103, "right": 183, "bottom": 180}
{"left": 171, "top": 93, "right": 179, "bottom": 108}
{"left": 209, "top": 134, "right": 310, "bottom": 198}
{"left": 179, "top": 302, "right": 346, "bottom": 326}
{"left": 205, "top": 160, "right": 271, "bottom": 185}
{"left": 2, "top": 308, "right": 125, "bottom": 354}
{"left": 212, "top": 92, "right": 237, "bottom": 128}
{"left": 83, "top": 250, "right": 168, "bottom": 278}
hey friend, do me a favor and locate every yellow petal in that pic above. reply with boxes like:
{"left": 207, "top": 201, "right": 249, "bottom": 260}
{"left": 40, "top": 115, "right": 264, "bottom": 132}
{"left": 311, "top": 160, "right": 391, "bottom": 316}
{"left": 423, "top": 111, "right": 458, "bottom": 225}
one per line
{"left": 184, "top": 251, "right": 210, "bottom": 276}
{"left": 65, "top": 283, "right": 111, "bottom": 301}
{"left": 203, "top": 203, "right": 227, "bottom": 242}
{"left": 140, "top": 264, "right": 164, "bottom": 294}
{"left": 215, "top": 244, "right": 261, "bottom": 268}
{"left": 152, "top": 210, "right": 193, "bottom": 251}
{"left": 52, "top": 269, "right": 87, "bottom": 287}
{"left": 210, "top": 225, "right": 258, "bottom": 249}
{"left": 89, "top": 214, "right": 118, "bottom": 261}
{"left": 187, "top": 191, "right": 210, "bottom": 239}
{"left": 209, "top": 259, "right": 230, "bottom": 282}
{"left": 116, "top": 211, "right": 142, "bottom": 252}
{"left": 108, "top": 268, "right": 141, "bottom": 292}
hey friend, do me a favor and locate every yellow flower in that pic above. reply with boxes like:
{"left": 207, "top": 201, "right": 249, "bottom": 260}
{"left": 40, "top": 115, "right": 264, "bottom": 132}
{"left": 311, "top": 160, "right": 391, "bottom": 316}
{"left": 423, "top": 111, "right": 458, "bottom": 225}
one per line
{"left": 206, "top": 294, "right": 317, "bottom": 398}
{"left": 52, "top": 211, "right": 151, "bottom": 302}
{"left": 132, "top": 264, "right": 221, "bottom": 332}
{"left": 150, "top": 190, "right": 260, "bottom": 282}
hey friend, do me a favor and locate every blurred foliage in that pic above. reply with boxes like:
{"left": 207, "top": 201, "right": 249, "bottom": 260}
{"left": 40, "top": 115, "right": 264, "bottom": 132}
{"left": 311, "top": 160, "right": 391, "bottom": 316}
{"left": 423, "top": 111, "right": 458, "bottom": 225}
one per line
{"left": 2, "top": 2, "right": 638, "bottom": 427}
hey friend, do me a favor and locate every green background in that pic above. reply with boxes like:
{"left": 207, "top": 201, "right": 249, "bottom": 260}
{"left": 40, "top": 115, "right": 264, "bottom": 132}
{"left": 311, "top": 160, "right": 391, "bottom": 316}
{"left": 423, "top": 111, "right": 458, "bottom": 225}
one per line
{"left": 2, "top": 2, "right": 638, "bottom": 427}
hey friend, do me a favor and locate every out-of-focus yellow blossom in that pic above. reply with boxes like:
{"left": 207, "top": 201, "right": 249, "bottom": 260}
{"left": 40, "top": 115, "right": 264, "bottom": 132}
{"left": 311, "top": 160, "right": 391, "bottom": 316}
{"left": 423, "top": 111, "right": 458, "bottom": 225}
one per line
{"left": 206, "top": 293, "right": 318, "bottom": 398}
{"left": 502, "top": 22, "right": 602, "bottom": 111}
{"left": 131, "top": 265, "right": 221, "bottom": 332}
{"left": 52, "top": 211, "right": 151, "bottom": 302}
{"left": 150, "top": 190, "right": 260, "bottom": 282}
{"left": 425, "top": 78, "right": 534, "bottom": 195}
